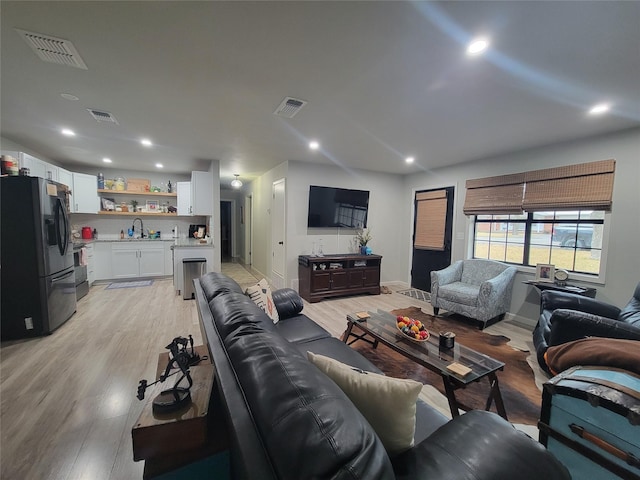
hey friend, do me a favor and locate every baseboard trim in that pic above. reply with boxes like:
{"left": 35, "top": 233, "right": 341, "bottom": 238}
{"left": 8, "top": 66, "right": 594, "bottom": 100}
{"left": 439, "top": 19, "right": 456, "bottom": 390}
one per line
{"left": 505, "top": 312, "right": 536, "bottom": 329}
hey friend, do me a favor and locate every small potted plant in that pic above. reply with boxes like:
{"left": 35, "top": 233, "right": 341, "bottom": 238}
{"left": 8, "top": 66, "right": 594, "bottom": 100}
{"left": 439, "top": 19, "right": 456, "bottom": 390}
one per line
{"left": 355, "top": 228, "right": 372, "bottom": 255}
{"left": 131, "top": 200, "right": 138, "bottom": 213}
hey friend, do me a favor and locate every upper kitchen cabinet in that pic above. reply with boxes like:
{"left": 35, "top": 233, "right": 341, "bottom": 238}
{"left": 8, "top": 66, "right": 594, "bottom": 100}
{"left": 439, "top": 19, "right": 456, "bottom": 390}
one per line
{"left": 2, "top": 151, "right": 46, "bottom": 178}
{"left": 58, "top": 168, "right": 73, "bottom": 190}
{"left": 177, "top": 181, "right": 192, "bottom": 216}
{"left": 177, "top": 171, "right": 214, "bottom": 216}
{"left": 72, "top": 173, "right": 99, "bottom": 213}
{"left": 2, "top": 151, "right": 62, "bottom": 182}
{"left": 45, "top": 164, "right": 59, "bottom": 182}
{"left": 192, "top": 171, "right": 214, "bottom": 215}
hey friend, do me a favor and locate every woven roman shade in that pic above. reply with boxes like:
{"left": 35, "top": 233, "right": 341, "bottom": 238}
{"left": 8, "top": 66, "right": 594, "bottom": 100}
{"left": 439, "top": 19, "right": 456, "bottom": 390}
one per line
{"left": 464, "top": 159, "right": 616, "bottom": 215}
{"left": 414, "top": 190, "right": 447, "bottom": 251}
{"left": 522, "top": 159, "right": 615, "bottom": 211}
{"left": 463, "top": 173, "right": 525, "bottom": 215}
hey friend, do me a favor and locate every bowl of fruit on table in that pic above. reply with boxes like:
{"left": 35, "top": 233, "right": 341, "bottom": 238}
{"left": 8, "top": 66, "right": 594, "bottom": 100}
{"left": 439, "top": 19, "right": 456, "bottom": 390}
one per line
{"left": 396, "top": 316, "right": 429, "bottom": 342}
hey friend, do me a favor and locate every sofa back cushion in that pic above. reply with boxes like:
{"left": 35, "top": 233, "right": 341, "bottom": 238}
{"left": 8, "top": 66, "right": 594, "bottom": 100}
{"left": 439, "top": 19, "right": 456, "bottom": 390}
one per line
{"left": 225, "top": 329, "right": 393, "bottom": 480}
{"left": 209, "top": 291, "right": 276, "bottom": 339}
{"left": 461, "top": 259, "right": 508, "bottom": 285}
{"left": 619, "top": 282, "right": 640, "bottom": 327}
{"left": 200, "top": 272, "right": 244, "bottom": 301}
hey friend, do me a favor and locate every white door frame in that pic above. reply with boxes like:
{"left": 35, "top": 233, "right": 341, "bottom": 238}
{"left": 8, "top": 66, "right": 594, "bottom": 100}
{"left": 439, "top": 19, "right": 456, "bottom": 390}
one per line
{"left": 271, "top": 179, "right": 286, "bottom": 288}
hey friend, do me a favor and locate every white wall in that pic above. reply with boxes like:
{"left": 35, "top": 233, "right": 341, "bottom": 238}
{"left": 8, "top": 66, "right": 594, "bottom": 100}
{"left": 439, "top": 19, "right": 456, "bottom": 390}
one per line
{"left": 208, "top": 160, "right": 222, "bottom": 273}
{"left": 247, "top": 160, "right": 405, "bottom": 288}
{"left": 402, "top": 127, "right": 640, "bottom": 325}
{"left": 245, "top": 162, "right": 289, "bottom": 280}
{"left": 286, "top": 161, "right": 405, "bottom": 289}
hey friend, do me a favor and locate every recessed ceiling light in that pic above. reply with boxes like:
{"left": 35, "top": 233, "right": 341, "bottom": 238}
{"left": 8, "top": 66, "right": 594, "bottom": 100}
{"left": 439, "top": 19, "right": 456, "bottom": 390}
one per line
{"left": 588, "top": 103, "right": 610, "bottom": 115}
{"left": 60, "top": 93, "right": 79, "bottom": 101}
{"left": 141, "top": 138, "right": 153, "bottom": 147}
{"left": 309, "top": 141, "right": 320, "bottom": 150}
{"left": 61, "top": 128, "right": 76, "bottom": 136}
{"left": 102, "top": 157, "right": 112, "bottom": 163}
{"left": 467, "top": 37, "right": 490, "bottom": 56}
{"left": 405, "top": 156, "right": 415, "bottom": 164}
{"left": 155, "top": 163, "right": 163, "bottom": 169}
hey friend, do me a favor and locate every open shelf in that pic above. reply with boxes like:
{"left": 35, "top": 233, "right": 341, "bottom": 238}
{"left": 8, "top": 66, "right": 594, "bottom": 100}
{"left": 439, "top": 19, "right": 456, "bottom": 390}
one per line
{"left": 98, "top": 211, "right": 178, "bottom": 217}
{"left": 98, "top": 189, "right": 177, "bottom": 197}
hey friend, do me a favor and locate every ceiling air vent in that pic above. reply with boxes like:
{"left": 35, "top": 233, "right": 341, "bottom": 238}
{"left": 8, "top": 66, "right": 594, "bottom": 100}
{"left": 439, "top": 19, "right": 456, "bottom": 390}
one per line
{"left": 273, "top": 97, "right": 307, "bottom": 118}
{"left": 87, "top": 109, "right": 119, "bottom": 125}
{"left": 16, "top": 28, "right": 88, "bottom": 69}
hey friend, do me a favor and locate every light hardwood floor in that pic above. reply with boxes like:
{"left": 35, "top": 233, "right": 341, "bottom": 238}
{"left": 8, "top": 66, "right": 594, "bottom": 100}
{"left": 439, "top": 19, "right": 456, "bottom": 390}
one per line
{"left": 0, "top": 266, "right": 540, "bottom": 478}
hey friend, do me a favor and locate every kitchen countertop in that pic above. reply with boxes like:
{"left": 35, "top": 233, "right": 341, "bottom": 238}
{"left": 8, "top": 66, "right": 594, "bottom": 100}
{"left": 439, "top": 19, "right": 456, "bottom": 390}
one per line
{"left": 171, "top": 238, "right": 213, "bottom": 248}
{"left": 73, "top": 238, "right": 212, "bottom": 248}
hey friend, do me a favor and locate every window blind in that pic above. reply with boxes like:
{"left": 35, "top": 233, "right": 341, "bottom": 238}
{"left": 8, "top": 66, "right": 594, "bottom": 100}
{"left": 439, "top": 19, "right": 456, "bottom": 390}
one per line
{"left": 463, "top": 173, "right": 525, "bottom": 215}
{"left": 464, "top": 159, "right": 615, "bottom": 215}
{"left": 522, "top": 159, "right": 615, "bottom": 211}
{"left": 414, "top": 190, "right": 447, "bottom": 250}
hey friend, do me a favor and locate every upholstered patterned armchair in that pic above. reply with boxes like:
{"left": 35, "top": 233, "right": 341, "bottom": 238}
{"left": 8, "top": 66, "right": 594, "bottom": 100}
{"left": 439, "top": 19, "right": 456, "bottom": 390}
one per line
{"left": 430, "top": 259, "right": 518, "bottom": 329}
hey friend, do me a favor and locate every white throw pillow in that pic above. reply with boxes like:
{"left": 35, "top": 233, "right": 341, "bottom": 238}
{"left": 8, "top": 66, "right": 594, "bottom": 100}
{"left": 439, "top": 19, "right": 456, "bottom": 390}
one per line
{"left": 245, "top": 279, "right": 280, "bottom": 324}
{"left": 307, "top": 351, "right": 422, "bottom": 455}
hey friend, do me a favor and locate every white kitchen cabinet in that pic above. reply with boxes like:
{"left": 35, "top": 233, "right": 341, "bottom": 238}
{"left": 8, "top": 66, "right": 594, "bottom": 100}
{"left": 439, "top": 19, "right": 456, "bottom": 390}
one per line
{"left": 2, "top": 151, "right": 47, "bottom": 178}
{"left": 191, "top": 171, "right": 214, "bottom": 215}
{"left": 58, "top": 168, "right": 73, "bottom": 190}
{"left": 177, "top": 181, "right": 192, "bottom": 216}
{"left": 139, "top": 244, "right": 165, "bottom": 276}
{"left": 94, "top": 242, "right": 112, "bottom": 280}
{"left": 45, "top": 163, "right": 59, "bottom": 182}
{"left": 112, "top": 247, "right": 139, "bottom": 278}
{"left": 86, "top": 243, "right": 95, "bottom": 286}
{"left": 72, "top": 173, "right": 99, "bottom": 213}
{"left": 164, "top": 242, "right": 173, "bottom": 276}
{"left": 22, "top": 154, "right": 46, "bottom": 178}
{"left": 112, "top": 242, "right": 166, "bottom": 278}
{"left": 175, "top": 172, "right": 213, "bottom": 216}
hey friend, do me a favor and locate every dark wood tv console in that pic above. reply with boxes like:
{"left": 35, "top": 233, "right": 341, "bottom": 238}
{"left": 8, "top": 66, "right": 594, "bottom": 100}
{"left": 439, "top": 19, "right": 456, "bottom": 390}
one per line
{"left": 298, "top": 254, "right": 382, "bottom": 303}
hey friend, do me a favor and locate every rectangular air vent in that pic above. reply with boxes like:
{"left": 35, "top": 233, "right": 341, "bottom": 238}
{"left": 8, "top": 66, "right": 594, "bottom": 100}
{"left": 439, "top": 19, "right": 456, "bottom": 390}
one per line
{"left": 273, "top": 97, "right": 307, "bottom": 118}
{"left": 87, "top": 109, "right": 119, "bottom": 125}
{"left": 16, "top": 29, "right": 88, "bottom": 69}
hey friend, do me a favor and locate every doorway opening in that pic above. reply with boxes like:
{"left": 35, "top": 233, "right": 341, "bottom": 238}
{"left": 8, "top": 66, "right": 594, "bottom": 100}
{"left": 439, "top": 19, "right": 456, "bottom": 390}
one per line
{"left": 220, "top": 200, "right": 232, "bottom": 263}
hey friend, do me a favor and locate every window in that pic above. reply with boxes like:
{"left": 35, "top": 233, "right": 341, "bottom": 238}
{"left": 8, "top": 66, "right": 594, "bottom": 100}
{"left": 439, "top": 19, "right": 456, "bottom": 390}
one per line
{"left": 473, "top": 210, "right": 605, "bottom": 275}
{"left": 334, "top": 204, "right": 367, "bottom": 228}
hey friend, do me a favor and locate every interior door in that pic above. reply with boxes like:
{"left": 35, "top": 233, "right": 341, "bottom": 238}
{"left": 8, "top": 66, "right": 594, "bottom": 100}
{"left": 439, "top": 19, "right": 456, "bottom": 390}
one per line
{"left": 411, "top": 187, "right": 454, "bottom": 292}
{"left": 271, "top": 179, "right": 286, "bottom": 288}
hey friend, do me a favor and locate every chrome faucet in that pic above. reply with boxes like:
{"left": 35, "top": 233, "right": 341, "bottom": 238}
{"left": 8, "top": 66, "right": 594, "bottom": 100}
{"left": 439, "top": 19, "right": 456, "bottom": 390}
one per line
{"left": 132, "top": 217, "right": 144, "bottom": 238}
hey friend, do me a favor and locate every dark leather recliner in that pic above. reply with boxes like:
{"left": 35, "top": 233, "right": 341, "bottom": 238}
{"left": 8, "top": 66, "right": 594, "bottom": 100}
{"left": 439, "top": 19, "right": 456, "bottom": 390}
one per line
{"left": 533, "top": 282, "right": 640, "bottom": 373}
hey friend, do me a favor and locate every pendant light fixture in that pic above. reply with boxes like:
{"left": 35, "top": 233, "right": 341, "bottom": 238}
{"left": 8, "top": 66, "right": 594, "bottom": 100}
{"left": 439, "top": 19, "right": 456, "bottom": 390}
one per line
{"left": 231, "top": 174, "right": 243, "bottom": 188}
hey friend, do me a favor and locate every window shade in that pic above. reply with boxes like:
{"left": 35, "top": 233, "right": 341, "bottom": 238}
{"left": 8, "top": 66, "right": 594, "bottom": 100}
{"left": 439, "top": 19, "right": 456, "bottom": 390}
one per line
{"left": 414, "top": 190, "right": 447, "bottom": 251}
{"left": 464, "top": 159, "right": 616, "bottom": 215}
{"left": 522, "top": 159, "right": 615, "bottom": 211}
{"left": 463, "top": 173, "right": 525, "bottom": 215}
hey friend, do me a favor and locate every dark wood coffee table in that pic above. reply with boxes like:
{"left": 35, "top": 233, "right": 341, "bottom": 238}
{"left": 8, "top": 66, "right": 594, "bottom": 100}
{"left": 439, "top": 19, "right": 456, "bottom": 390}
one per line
{"left": 343, "top": 309, "right": 508, "bottom": 420}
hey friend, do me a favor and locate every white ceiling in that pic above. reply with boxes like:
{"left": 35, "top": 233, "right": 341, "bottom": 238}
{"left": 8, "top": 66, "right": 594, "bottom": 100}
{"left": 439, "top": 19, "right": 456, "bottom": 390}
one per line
{"left": 2, "top": 1, "right": 639, "bottom": 188}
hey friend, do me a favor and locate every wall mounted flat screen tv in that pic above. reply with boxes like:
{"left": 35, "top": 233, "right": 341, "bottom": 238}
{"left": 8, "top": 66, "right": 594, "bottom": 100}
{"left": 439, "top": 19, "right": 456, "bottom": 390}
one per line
{"left": 307, "top": 185, "right": 369, "bottom": 228}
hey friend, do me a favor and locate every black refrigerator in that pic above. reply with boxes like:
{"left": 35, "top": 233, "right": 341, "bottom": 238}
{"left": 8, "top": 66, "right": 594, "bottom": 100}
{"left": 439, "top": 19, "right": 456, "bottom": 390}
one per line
{"left": 1, "top": 176, "right": 76, "bottom": 339}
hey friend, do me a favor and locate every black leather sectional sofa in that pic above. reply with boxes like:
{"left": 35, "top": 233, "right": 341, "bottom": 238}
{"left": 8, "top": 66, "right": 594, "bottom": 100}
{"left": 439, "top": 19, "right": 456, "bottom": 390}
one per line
{"left": 533, "top": 283, "right": 640, "bottom": 373}
{"left": 195, "top": 272, "right": 570, "bottom": 480}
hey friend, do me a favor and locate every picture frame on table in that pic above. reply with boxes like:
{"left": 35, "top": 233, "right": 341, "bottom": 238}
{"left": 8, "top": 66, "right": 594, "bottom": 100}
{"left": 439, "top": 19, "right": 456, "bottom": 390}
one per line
{"left": 146, "top": 200, "right": 159, "bottom": 212}
{"left": 535, "top": 263, "right": 555, "bottom": 283}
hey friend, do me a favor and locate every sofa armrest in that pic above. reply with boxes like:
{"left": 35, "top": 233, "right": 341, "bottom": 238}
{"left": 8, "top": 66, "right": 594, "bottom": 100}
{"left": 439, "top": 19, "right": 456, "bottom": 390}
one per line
{"left": 391, "top": 410, "right": 570, "bottom": 480}
{"left": 477, "top": 266, "right": 517, "bottom": 306}
{"left": 272, "top": 288, "right": 304, "bottom": 319}
{"left": 540, "top": 290, "right": 620, "bottom": 318}
{"left": 548, "top": 309, "right": 640, "bottom": 347}
{"left": 431, "top": 262, "right": 463, "bottom": 300}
